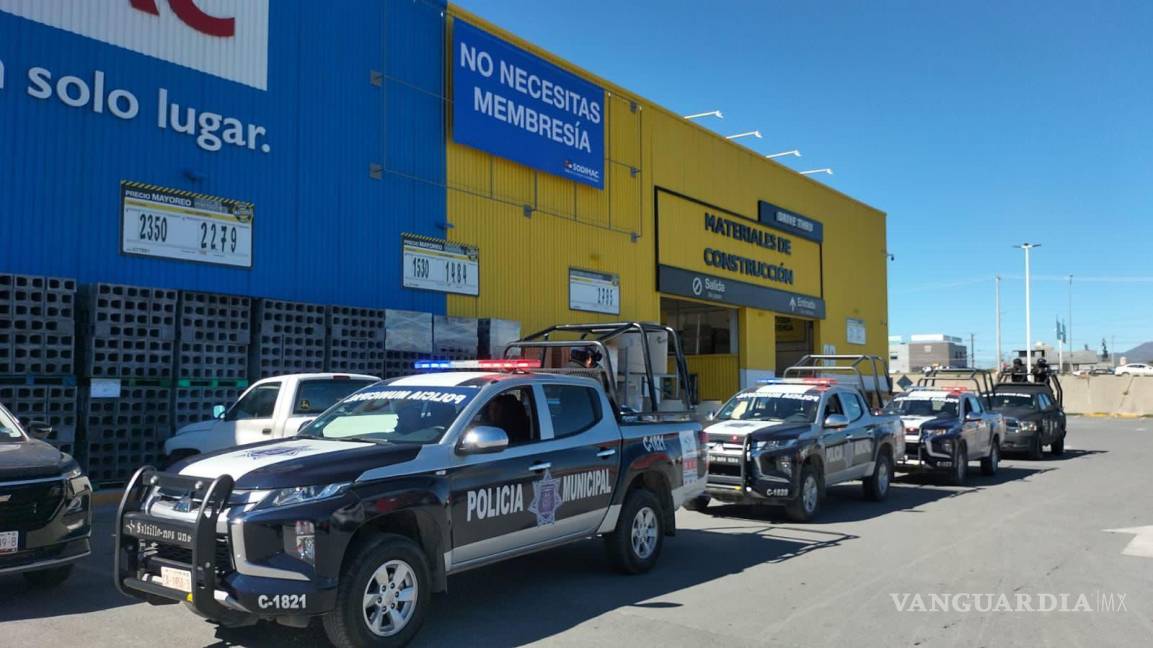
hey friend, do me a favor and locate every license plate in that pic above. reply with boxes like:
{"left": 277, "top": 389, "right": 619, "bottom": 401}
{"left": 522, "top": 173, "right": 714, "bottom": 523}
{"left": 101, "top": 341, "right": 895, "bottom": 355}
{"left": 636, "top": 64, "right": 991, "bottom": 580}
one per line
{"left": 710, "top": 454, "right": 741, "bottom": 465}
{"left": 160, "top": 566, "right": 192, "bottom": 593}
{"left": 0, "top": 531, "right": 17, "bottom": 554}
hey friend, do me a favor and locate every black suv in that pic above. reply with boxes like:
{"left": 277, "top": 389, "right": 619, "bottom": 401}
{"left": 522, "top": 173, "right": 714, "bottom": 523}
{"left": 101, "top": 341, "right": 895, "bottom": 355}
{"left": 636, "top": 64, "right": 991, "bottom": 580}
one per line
{"left": 0, "top": 401, "right": 93, "bottom": 586}
{"left": 988, "top": 383, "right": 1067, "bottom": 458}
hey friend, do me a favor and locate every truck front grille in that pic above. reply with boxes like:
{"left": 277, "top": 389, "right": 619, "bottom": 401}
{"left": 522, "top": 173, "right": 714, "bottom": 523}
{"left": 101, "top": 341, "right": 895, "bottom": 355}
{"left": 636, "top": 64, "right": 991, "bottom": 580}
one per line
{"left": 0, "top": 479, "right": 65, "bottom": 531}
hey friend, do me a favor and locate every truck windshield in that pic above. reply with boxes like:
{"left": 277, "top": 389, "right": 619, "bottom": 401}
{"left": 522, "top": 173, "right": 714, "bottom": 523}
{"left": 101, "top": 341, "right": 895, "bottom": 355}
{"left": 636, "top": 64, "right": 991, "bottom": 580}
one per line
{"left": 990, "top": 392, "right": 1036, "bottom": 409}
{"left": 886, "top": 395, "right": 959, "bottom": 417}
{"left": 298, "top": 386, "right": 479, "bottom": 444}
{"left": 715, "top": 391, "right": 819, "bottom": 423}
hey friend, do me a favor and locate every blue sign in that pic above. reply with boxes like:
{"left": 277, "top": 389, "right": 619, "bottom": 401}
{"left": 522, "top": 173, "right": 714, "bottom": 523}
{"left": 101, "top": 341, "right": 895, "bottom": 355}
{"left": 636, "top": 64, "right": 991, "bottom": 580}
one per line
{"left": 452, "top": 20, "right": 605, "bottom": 189}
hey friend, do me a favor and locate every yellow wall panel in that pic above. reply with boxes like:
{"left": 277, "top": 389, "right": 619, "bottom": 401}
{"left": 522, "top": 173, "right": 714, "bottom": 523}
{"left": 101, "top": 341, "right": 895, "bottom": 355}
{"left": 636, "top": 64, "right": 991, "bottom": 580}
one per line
{"left": 685, "top": 354, "right": 740, "bottom": 402}
{"left": 445, "top": 6, "right": 889, "bottom": 394}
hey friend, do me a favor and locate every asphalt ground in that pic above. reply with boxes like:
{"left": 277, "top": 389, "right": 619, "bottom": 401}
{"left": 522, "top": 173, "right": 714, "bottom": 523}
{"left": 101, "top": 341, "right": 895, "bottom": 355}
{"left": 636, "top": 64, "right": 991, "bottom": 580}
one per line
{"left": 2, "top": 416, "right": 1151, "bottom": 647}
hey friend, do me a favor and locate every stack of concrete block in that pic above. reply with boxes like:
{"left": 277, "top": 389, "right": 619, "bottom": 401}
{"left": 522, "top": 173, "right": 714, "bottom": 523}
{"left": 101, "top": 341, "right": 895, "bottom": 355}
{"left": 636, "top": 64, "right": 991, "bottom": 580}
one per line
{"left": 83, "top": 385, "right": 171, "bottom": 486}
{"left": 0, "top": 383, "right": 78, "bottom": 456}
{"left": 479, "top": 318, "right": 521, "bottom": 360}
{"left": 79, "top": 283, "right": 177, "bottom": 379}
{"left": 176, "top": 291, "right": 251, "bottom": 380}
{"left": 326, "top": 305, "right": 386, "bottom": 376}
{"left": 0, "top": 274, "right": 77, "bottom": 376}
{"left": 433, "top": 316, "right": 479, "bottom": 360}
{"left": 383, "top": 310, "right": 433, "bottom": 379}
{"left": 251, "top": 299, "right": 327, "bottom": 378}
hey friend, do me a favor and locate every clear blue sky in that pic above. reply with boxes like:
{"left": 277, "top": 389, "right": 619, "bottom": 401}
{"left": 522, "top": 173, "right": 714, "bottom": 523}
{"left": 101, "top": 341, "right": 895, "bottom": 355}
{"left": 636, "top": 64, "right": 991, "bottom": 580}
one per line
{"left": 455, "top": 0, "right": 1153, "bottom": 363}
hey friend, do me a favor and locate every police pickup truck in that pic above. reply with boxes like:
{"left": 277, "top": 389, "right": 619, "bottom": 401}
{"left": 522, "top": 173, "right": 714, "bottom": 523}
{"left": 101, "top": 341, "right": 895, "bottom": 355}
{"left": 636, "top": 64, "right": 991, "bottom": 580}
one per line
{"left": 888, "top": 386, "right": 1004, "bottom": 484}
{"left": 696, "top": 355, "right": 902, "bottom": 522}
{"left": 115, "top": 358, "right": 706, "bottom": 647}
{"left": 989, "top": 381, "right": 1066, "bottom": 458}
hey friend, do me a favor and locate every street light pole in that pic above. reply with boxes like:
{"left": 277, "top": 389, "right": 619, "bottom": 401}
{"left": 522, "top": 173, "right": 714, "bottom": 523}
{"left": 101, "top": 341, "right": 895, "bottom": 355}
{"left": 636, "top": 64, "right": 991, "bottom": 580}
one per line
{"left": 1014, "top": 243, "right": 1041, "bottom": 375}
{"left": 1068, "top": 274, "right": 1073, "bottom": 356}
{"left": 995, "top": 274, "right": 1002, "bottom": 370}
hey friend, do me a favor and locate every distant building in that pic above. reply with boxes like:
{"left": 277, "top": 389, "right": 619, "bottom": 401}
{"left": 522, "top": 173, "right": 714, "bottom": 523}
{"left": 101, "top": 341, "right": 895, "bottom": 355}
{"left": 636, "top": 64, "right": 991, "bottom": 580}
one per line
{"left": 890, "top": 334, "right": 968, "bottom": 373}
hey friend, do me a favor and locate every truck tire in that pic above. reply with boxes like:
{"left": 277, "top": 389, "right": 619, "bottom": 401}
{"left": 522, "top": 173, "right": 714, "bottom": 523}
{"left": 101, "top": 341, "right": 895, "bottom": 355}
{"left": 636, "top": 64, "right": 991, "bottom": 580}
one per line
{"left": 605, "top": 487, "right": 664, "bottom": 574}
{"left": 863, "top": 449, "right": 893, "bottom": 502}
{"left": 323, "top": 534, "right": 431, "bottom": 648}
{"left": 1028, "top": 434, "right": 1043, "bottom": 460}
{"left": 22, "top": 565, "right": 72, "bottom": 588}
{"left": 1050, "top": 435, "right": 1065, "bottom": 456}
{"left": 683, "top": 494, "right": 711, "bottom": 512}
{"left": 947, "top": 442, "right": 967, "bottom": 486}
{"left": 980, "top": 440, "right": 1000, "bottom": 476}
{"left": 785, "top": 464, "right": 821, "bottom": 522}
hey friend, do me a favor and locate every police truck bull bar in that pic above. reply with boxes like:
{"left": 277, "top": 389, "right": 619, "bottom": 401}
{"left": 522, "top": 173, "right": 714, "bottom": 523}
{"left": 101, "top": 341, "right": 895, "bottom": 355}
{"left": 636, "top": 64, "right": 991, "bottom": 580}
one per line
{"left": 114, "top": 465, "right": 246, "bottom": 623}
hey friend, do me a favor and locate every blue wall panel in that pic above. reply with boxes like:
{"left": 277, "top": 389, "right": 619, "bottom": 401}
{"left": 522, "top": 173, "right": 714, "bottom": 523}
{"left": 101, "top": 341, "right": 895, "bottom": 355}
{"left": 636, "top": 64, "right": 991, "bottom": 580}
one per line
{"left": 0, "top": 0, "right": 447, "bottom": 313}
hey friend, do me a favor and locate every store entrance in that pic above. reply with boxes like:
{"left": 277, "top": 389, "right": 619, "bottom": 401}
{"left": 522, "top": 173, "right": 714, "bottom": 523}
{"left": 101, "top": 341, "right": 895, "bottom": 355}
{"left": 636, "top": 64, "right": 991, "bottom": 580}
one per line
{"left": 660, "top": 297, "right": 739, "bottom": 402}
{"left": 776, "top": 316, "right": 814, "bottom": 374}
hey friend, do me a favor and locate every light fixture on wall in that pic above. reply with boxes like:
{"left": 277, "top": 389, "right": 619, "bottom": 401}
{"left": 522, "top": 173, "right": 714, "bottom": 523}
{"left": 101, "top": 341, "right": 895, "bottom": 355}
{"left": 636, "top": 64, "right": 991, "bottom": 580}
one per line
{"left": 799, "top": 168, "right": 833, "bottom": 176}
{"left": 725, "top": 130, "right": 762, "bottom": 140}
{"left": 683, "top": 110, "right": 723, "bottom": 120}
{"left": 765, "top": 150, "right": 801, "bottom": 160}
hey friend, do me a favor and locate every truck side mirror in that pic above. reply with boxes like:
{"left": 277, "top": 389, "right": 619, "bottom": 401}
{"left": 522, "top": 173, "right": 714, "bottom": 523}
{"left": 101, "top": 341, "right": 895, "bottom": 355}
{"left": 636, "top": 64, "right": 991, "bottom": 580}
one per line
{"left": 27, "top": 420, "right": 53, "bottom": 439}
{"left": 965, "top": 412, "right": 981, "bottom": 422}
{"left": 457, "top": 426, "right": 509, "bottom": 455}
{"left": 823, "top": 414, "right": 849, "bottom": 429}
{"left": 212, "top": 405, "right": 226, "bottom": 419}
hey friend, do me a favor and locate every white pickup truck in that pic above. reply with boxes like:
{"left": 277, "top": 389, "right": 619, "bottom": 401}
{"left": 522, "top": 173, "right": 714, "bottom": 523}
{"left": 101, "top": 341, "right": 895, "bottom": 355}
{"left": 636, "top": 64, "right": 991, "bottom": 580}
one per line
{"left": 163, "top": 373, "right": 378, "bottom": 463}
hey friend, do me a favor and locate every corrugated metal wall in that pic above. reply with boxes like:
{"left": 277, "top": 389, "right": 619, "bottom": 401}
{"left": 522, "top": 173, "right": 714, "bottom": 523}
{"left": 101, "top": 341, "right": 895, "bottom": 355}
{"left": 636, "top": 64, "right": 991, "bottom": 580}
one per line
{"left": 443, "top": 6, "right": 889, "bottom": 380}
{"left": 0, "top": 0, "right": 447, "bottom": 312}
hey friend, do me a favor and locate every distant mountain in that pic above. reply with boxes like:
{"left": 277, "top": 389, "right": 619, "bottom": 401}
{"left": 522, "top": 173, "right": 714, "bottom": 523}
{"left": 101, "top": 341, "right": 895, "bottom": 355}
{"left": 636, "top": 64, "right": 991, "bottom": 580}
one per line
{"left": 1121, "top": 342, "right": 1153, "bottom": 363}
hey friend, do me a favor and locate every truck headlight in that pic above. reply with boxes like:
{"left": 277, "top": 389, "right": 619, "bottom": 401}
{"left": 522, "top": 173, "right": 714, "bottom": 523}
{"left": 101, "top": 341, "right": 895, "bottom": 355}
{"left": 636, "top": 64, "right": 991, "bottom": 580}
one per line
{"left": 1019, "top": 421, "right": 1038, "bottom": 432}
{"left": 262, "top": 482, "right": 351, "bottom": 508}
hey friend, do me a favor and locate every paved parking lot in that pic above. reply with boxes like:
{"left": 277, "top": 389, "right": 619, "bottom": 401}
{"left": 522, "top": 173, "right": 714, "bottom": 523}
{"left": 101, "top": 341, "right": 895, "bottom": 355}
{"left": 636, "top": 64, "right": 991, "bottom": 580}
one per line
{"left": 3, "top": 417, "right": 1152, "bottom": 647}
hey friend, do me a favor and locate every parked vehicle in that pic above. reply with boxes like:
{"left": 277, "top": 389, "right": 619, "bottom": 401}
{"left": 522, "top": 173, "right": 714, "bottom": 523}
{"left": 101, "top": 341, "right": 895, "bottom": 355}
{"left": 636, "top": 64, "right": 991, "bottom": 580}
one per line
{"left": 889, "top": 369, "right": 1004, "bottom": 484}
{"left": 0, "top": 401, "right": 92, "bottom": 587}
{"left": 1115, "top": 363, "right": 1153, "bottom": 376}
{"left": 116, "top": 336, "right": 705, "bottom": 646}
{"left": 698, "top": 355, "right": 902, "bottom": 521}
{"left": 990, "top": 377, "right": 1067, "bottom": 458}
{"left": 163, "top": 373, "right": 378, "bottom": 463}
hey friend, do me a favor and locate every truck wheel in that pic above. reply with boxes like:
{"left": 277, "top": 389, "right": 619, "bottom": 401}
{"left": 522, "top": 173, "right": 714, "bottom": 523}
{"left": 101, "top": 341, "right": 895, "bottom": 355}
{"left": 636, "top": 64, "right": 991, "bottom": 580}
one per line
{"left": 605, "top": 488, "right": 664, "bottom": 574}
{"left": 1028, "top": 434, "right": 1043, "bottom": 460}
{"left": 947, "top": 442, "right": 967, "bottom": 486}
{"left": 22, "top": 565, "right": 72, "bottom": 588}
{"left": 785, "top": 464, "right": 821, "bottom": 522}
{"left": 981, "top": 440, "right": 1000, "bottom": 476}
{"left": 863, "top": 450, "right": 893, "bottom": 501}
{"left": 683, "top": 494, "right": 711, "bottom": 512}
{"left": 323, "top": 534, "right": 430, "bottom": 648}
{"left": 1050, "top": 435, "right": 1065, "bottom": 456}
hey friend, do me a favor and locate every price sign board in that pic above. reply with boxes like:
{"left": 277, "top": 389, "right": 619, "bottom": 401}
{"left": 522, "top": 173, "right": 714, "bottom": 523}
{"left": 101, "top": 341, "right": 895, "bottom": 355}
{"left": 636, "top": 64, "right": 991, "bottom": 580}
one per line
{"left": 569, "top": 268, "right": 620, "bottom": 315}
{"left": 120, "top": 182, "right": 254, "bottom": 268}
{"left": 402, "top": 234, "right": 480, "bottom": 296}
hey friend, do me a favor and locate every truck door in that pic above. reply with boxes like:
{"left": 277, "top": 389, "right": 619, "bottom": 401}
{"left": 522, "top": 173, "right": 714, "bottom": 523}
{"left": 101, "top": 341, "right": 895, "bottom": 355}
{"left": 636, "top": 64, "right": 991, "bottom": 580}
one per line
{"left": 537, "top": 383, "right": 619, "bottom": 534}
{"left": 962, "top": 395, "right": 988, "bottom": 458}
{"left": 449, "top": 385, "right": 549, "bottom": 566}
{"left": 218, "top": 381, "right": 282, "bottom": 450}
{"left": 819, "top": 394, "right": 851, "bottom": 480}
{"left": 840, "top": 391, "right": 875, "bottom": 476}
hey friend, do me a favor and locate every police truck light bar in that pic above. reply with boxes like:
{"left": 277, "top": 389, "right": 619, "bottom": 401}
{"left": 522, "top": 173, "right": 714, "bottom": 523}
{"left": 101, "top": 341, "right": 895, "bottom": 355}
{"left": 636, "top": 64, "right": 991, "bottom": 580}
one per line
{"left": 414, "top": 359, "right": 543, "bottom": 370}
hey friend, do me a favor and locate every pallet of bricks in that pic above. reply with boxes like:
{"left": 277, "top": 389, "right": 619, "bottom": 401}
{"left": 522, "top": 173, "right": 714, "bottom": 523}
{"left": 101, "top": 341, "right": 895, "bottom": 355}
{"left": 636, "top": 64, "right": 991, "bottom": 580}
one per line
{"left": 251, "top": 298, "right": 327, "bottom": 378}
{"left": 171, "top": 291, "right": 252, "bottom": 434}
{"left": 325, "top": 305, "right": 386, "bottom": 375}
{"left": 0, "top": 274, "right": 79, "bottom": 457}
{"left": 382, "top": 310, "right": 433, "bottom": 379}
{"left": 78, "top": 283, "right": 176, "bottom": 486}
{"left": 434, "top": 316, "right": 479, "bottom": 363}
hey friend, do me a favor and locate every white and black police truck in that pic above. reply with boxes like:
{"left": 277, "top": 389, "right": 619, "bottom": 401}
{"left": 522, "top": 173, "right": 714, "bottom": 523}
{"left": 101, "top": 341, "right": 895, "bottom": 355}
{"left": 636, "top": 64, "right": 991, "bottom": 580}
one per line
{"left": 115, "top": 356, "right": 706, "bottom": 647}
